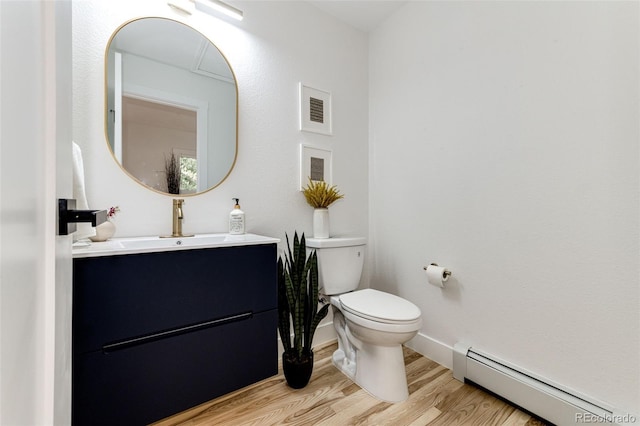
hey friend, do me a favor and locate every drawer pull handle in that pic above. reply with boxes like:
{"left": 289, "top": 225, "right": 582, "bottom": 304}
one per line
{"left": 102, "top": 311, "right": 253, "bottom": 353}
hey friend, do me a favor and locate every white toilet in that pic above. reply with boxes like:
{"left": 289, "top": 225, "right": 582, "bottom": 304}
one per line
{"left": 306, "top": 237, "right": 422, "bottom": 402}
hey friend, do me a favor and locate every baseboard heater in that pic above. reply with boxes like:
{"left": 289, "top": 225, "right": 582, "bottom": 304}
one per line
{"left": 453, "top": 343, "right": 619, "bottom": 425}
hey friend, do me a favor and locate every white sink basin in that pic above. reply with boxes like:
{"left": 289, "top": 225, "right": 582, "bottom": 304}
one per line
{"left": 73, "top": 233, "right": 280, "bottom": 258}
{"left": 118, "top": 234, "right": 229, "bottom": 250}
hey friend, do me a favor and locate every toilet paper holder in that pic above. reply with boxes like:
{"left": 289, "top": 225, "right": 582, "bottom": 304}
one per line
{"left": 423, "top": 263, "right": 452, "bottom": 278}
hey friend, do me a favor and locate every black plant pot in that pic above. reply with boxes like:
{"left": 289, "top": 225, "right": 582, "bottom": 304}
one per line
{"left": 282, "top": 349, "right": 314, "bottom": 389}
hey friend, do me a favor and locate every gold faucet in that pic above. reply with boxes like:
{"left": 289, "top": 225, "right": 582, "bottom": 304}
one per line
{"left": 161, "top": 199, "right": 193, "bottom": 238}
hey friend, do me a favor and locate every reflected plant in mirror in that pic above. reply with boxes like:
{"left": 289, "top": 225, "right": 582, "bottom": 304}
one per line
{"left": 165, "top": 153, "right": 181, "bottom": 195}
{"left": 105, "top": 17, "right": 238, "bottom": 195}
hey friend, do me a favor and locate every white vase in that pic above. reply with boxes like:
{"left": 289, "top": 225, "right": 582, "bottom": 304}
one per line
{"left": 313, "top": 208, "right": 329, "bottom": 239}
{"left": 90, "top": 220, "right": 116, "bottom": 242}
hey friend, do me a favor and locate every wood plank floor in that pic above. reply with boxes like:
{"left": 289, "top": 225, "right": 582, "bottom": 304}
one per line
{"left": 153, "top": 342, "right": 548, "bottom": 426}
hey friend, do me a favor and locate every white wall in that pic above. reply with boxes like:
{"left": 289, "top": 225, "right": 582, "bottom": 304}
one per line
{"left": 369, "top": 1, "right": 639, "bottom": 415}
{"left": 73, "top": 0, "right": 369, "bottom": 245}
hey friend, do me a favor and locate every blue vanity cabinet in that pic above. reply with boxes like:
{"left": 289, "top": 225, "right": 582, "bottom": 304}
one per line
{"left": 72, "top": 243, "right": 278, "bottom": 426}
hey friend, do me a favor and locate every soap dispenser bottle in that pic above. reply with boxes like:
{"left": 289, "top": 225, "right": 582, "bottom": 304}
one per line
{"left": 229, "top": 198, "right": 245, "bottom": 235}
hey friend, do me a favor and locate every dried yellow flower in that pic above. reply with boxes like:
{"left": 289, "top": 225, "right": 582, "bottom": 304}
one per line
{"left": 302, "top": 178, "right": 344, "bottom": 208}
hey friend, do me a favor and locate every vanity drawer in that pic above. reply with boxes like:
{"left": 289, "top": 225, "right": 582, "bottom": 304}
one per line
{"left": 72, "top": 243, "right": 277, "bottom": 354}
{"left": 72, "top": 309, "right": 277, "bottom": 426}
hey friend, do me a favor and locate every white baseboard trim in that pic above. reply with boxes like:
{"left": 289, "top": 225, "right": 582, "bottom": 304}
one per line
{"left": 405, "top": 332, "right": 453, "bottom": 370}
{"left": 277, "top": 321, "right": 337, "bottom": 359}
{"left": 313, "top": 321, "right": 337, "bottom": 347}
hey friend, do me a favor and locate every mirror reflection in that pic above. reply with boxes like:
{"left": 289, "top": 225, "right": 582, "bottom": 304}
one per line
{"left": 105, "top": 18, "right": 237, "bottom": 195}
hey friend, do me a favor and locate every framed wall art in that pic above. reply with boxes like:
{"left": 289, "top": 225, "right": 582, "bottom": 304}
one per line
{"left": 300, "top": 144, "right": 332, "bottom": 190}
{"left": 299, "top": 83, "right": 332, "bottom": 135}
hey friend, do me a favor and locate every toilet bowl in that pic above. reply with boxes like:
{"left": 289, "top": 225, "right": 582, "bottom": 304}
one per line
{"left": 306, "top": 237, "right": 422, "bottom": 402}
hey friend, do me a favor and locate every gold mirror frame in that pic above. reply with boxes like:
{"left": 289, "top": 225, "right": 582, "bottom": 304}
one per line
{"left": 104, "top": 17, "right": 238, "bottom": 196}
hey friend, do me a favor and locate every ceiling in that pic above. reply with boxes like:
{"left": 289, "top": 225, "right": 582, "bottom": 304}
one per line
{"left": 307, "top": 1, "right": 407, "bottom": 32}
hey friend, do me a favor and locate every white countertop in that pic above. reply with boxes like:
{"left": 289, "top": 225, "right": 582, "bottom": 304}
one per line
{"left": 72, "top": 233, "right": 280, "bottom": 258}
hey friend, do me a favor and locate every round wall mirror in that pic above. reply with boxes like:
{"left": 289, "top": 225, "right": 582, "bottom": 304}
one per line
{"left": 105, "top": 18, "right": 237, "bottom": 195}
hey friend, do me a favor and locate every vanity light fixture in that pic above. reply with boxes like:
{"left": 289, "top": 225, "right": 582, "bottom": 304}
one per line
{"left": 194, "top": 0, "right": 243, "bottom": 21}
{"left": 167, "top": 0, "right": 194, "bottom": 15}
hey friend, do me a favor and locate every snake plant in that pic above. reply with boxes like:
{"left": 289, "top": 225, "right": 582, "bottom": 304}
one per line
{"left": 277, "top": 232, "right": 329, "bottom": 361}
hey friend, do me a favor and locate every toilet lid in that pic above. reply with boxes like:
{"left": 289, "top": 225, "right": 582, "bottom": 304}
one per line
{"left": 339, "top": 289, "right": 421, "bottom": 324}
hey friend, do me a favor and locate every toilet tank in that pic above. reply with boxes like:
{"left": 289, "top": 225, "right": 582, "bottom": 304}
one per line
{"left": 306, "top": 237, "right": 366, "bottom": 295}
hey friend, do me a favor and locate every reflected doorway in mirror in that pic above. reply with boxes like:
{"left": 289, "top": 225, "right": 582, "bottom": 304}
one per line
{"left": 123, "top": 98, "right": 198, "bottom": 194}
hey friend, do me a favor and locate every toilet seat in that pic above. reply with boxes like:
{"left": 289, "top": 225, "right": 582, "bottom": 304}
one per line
{"left": 339, "top": 289, "right": 421, "bottom": 325}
